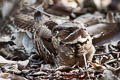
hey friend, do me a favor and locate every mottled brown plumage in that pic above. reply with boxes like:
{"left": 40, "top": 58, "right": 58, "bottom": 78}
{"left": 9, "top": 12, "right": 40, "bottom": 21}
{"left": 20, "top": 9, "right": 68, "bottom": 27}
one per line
{"left": 12, "top": 12, "right": 95, "bottom": 67}
{"left": 12, "top": 13, "right": 56, "bottom": 64}
{"left": 13, "top": 14, "right": 35, "bottom": 32}
{"left": 52, "top": 22, "right": 95, "bottom": 67}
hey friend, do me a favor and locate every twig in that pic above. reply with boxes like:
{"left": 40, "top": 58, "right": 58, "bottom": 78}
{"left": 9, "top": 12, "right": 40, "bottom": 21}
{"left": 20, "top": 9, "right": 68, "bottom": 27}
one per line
{"left": 105, "top": 58, "right": 120, "bottom": 64}
{"left": 27, "top": 5, "right": 69, "bottom": 20}
{"left": 83, "top": 53, "right": 91, "bottom": 80}
{"left": 94, "top": 52, "right": 120, "bottom": 56}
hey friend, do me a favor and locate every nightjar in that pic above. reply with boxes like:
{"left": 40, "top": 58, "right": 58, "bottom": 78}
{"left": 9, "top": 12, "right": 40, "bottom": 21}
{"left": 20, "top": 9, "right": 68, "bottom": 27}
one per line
{"left": 12, "top": 12, "right": 57, "bottom": 64}
{"left": 52, "top": 21, "right": 95, "bottom": 67}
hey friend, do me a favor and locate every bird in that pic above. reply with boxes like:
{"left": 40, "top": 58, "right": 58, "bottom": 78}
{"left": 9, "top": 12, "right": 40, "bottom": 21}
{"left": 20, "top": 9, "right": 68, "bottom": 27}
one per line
{"left": 11, "top": 6, "right": 96, "bottom": 67}
{"left": 52, "top": 21, "right": 95, "bottom": 67}
{"left": 11, "top": 10, "right": 57, "bottom": 65}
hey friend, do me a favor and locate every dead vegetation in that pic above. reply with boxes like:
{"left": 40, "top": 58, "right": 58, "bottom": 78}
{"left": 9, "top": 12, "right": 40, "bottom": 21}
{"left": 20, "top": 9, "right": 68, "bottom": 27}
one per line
{"left": 0, "top": 0, "right": 120, "bottom": 80}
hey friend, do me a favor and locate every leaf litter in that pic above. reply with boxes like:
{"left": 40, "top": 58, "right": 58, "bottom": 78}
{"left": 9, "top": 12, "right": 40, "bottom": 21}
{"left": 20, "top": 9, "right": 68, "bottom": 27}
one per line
{"left": 0, "top": 0, "right": 120, "bottom": 80}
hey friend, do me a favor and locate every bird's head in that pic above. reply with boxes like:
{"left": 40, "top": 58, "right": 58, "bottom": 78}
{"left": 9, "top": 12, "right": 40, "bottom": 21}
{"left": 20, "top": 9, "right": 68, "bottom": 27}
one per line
{"left": 52, "top": 22, "right": 92, "bottom": 45}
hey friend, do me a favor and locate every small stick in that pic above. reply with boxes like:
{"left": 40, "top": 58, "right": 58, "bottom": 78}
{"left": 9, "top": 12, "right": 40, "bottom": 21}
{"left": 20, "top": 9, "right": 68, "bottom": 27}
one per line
{"left": 83, "top": 53, "right": 91, "bottom": 80}
{"left": 27, "top": 5, "right": 69, "bottom": 20}
{"left": 94, "top": 52, "right": 120, "bottom": 56}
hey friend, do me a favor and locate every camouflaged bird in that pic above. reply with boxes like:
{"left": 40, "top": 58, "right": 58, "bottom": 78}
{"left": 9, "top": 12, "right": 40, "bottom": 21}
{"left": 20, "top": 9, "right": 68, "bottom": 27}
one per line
{"left": 11, "top": 6, "right": 120, "bottom": 67}
{"left": 12, "top": 12, "right": 96, "bottom": 67}
{"left": 11, "top": 12, "right": 57, "bottom": 64}
{"left": 52, "top": 21, "right": 95, "bottom": 67}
